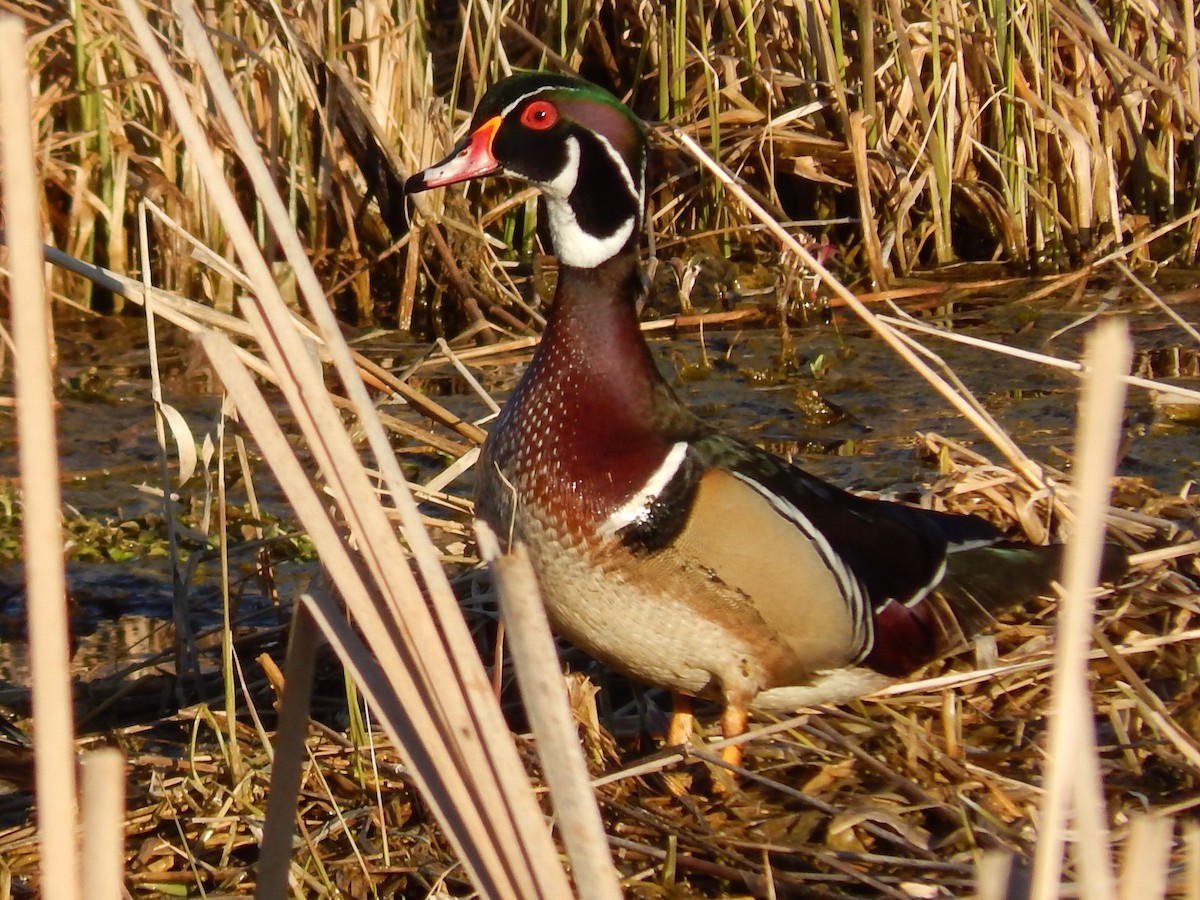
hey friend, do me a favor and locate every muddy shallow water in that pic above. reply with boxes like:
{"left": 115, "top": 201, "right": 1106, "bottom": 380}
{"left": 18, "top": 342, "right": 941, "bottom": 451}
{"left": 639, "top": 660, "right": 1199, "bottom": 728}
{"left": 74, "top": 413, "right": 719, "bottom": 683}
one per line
{"left": 0, "top": 276, "right": 1196, "bottom": 699}
{"left": 0, "top": 327, "right": 307, "bottom": 700}
{"left": 655, "top": 305, "right": 1198, "bottom": 494}
{"left": 446, "top": 277, "right": 1199, "bottom": 496}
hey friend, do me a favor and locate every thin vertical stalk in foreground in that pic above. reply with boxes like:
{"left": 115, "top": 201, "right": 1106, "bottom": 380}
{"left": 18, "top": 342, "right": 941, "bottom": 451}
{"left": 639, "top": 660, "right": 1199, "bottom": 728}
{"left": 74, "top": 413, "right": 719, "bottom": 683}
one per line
{"left": 0, "top": 17, "right": 82, "bottom": 900}
{"left": 255, "top": 608, "right": 320, "bottom": 897}
{"left": 1031, "top": 319, "right": 1132, "bottom": 900}
{"left": 80, "top": 749, "right": 126, "bottom": 900}
{"left": 215, "top": 398, "right": 242, "bottom": 777}
{"left": 137, "top": 201, "right": 201, "bottom": 692}
{"left": 1117, "top": 815, "right": 1174, "bottom": 899}
{"left": 477, "top": 524, "right": 622, "bottom": 900}
{"left": 858, "top": 0, "right": 876, "bottom": 145}
{"left": 1185, "top": 821, "right": 1200, "bottom": 900}
{"left": 849, "top": 111, "right": 888, "bottom": 287}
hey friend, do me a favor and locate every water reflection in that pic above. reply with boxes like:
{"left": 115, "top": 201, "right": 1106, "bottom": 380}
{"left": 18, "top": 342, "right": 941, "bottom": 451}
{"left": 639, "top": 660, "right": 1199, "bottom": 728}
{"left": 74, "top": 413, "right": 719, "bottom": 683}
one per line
{"left": 0, "top": 559, "right": 309, "bottom": 691}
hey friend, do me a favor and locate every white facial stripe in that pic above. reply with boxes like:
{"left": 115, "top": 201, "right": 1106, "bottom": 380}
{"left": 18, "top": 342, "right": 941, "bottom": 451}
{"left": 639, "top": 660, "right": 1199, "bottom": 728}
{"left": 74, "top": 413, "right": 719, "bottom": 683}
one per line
{"left": 499, "top": 83, "right": 577, "bottom": 118}
{"left": 542, "top": 135, "right": 581, "bottom": 199}
{"left": 730, "top": 471, "right": 873, "bottom": 659}
{"left": 598, "top": 441, "right": 690, "bottom": 537}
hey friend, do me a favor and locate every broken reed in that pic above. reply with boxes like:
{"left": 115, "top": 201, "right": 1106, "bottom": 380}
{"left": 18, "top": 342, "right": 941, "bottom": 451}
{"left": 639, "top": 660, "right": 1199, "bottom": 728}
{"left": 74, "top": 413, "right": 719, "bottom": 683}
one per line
{"left": 19, "top": 0, "right": 1200, "bottom": 323}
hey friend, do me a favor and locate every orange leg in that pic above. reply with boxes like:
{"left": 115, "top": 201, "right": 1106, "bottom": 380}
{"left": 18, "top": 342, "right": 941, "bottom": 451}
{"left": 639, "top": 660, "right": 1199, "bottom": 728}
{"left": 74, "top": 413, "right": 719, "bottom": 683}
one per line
{"left": 719, "top": 702, "right": 749, "bottom": 768}
{"left": 666, "top": 693, "right": 695, "bottom": 747}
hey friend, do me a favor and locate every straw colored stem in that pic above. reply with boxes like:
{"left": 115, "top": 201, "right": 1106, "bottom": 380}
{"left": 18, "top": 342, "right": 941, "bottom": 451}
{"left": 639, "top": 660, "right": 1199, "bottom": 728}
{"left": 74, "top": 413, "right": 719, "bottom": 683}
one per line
{"left": 478, "top": 524, "right": 622, "bottom": 900}
{"left": 80, "top": 749, "right": 126, "bottom": 900}
{"left": 136, "top": 201, "right": 201, "bottom": 687}
{"left": 1117, "top": 815, "right": 1173, "bottom": 900}
{"left": 878, "top": 313, "right": 1200, "bottom": 404}
{"left": 254, "top": 607, "right": 320, "bottom": 898}
{"left": 0, "top": 18, "right": 82, "bottom": 900}
{"left": 1185, "top": 821, "right": 1200, "bottom": 900}
{"left": 1030, "top": 319, "right": 1131, "bottom": 900}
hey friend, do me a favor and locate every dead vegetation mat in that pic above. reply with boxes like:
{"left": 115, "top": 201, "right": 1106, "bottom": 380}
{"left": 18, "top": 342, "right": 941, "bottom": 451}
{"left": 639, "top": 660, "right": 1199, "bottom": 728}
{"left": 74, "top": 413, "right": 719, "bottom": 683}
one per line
{"left": 0, "top": 433, "right": 1195, "bottom": 898}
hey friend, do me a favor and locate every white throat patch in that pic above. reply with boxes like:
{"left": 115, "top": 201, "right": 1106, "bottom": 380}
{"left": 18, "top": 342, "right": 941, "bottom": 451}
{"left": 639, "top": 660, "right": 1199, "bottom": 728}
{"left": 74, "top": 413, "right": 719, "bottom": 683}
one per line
{"left": 535, "top": 135, "right": 639, "bottom": 269}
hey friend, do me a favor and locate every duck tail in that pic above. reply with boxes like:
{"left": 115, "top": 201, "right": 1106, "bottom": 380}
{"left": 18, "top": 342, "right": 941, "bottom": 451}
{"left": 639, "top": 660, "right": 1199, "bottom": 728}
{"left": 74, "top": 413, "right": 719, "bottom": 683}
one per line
{"left": 939, "top": 540, "right": 1129, "bottom": 640}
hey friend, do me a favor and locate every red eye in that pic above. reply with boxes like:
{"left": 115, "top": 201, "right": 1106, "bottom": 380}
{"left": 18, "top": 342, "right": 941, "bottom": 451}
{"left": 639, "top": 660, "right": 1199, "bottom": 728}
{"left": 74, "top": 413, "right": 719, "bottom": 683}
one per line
{"left": 520, "top": 99, "right": 558, "bottom": 130}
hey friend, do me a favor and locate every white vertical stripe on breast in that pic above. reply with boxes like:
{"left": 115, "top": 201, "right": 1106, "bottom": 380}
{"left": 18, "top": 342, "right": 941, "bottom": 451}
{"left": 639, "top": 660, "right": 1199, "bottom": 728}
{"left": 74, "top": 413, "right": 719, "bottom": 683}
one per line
{"left": 597, "top": 441, "right": 690, "bottom": 537}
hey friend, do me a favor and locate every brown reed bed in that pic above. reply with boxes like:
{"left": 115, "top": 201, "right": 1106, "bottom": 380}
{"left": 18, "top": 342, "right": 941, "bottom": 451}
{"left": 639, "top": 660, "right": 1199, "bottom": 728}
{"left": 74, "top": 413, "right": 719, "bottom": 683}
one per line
{"left": 0, "top": 423, "right": 1197, "bottom": 896}
{"left": 1, "top": 0, "right": 1199, "bottom": 897}
{"left": 15, "top": 0, "right": 1200, "bottom": 326}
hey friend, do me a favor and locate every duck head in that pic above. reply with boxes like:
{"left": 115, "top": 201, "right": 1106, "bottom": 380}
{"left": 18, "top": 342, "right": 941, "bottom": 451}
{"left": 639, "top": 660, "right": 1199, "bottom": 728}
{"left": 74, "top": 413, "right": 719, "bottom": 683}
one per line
{"left": 406, "top": 73, "right": 648, "bottom": 269}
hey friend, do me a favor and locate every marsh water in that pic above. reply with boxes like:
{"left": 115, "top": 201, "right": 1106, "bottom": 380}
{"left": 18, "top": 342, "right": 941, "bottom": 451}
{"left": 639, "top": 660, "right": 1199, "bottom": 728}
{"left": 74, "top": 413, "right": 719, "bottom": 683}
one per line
{"left": 0, "top": 273, "right": 1196, "bottom": 719}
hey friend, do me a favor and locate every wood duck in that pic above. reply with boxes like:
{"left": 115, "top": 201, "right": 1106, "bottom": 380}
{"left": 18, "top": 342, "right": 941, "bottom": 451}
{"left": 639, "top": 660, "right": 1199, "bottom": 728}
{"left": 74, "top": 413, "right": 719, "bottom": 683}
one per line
{"left": 406, "top": 73, "right": 1126, "bottom": 766}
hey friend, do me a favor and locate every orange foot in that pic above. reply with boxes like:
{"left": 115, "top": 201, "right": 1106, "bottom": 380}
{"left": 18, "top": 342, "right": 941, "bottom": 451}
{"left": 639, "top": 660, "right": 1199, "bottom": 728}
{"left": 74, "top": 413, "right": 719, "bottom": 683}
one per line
{"left": 666, "top": 694, "right": 695, "bottom": 747}
{"left": 719, "top": 702, "right": 749, "bottom": 769}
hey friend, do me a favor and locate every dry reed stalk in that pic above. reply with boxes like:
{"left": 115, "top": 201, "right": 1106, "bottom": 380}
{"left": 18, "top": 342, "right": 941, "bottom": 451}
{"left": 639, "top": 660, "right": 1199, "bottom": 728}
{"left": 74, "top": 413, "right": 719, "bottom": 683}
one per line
{"left": 116, "top": 0, "right": 592, "bottom": 894}
{"left": 0, "top": 17, "right": 83, "bottom": 900}
{"left": 256, "top": 607, "right": 320, "bottom": 893}
{"left": 477, "top": 524, "right": 622, "bottom": 900}
{"left": 413, "top": 307, "right": 763, "bottom": 371}
{"left": 1117, "top": 815, "right": 1174, "bottom": 900}
{"left": 847, "top": 111, "right": 887, "bottom": 287}
{"left": 1187, "top": 821, "right": 1200, "bottom": 900}
{"left": 1114, "top": 259, "right": 1200, "bottom": 346}
{"left": 136, "top": 200, "right": 201, "bottom": 687}
{"left": 1030, "top": 319, "right": 1131, "bottom": 900}
{"left": 80, "top": 748, "right": 125, "bottom": 900}
{"left": 878, "top": 312, "right": 1200, "bottom": 405}
{"left": 38, "top": 242, "right": 260, "bottom": 338}
{"left": 436, "top": 337, "right": 502, "bottom": 416}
